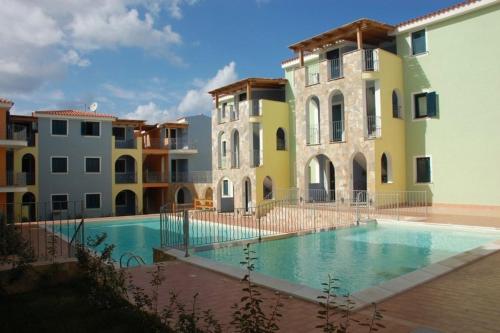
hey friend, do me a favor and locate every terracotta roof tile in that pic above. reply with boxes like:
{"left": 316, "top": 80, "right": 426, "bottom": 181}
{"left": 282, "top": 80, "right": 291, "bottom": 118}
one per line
{"left": 35, "top": 109, "right": 115, "bottom": 119}
{"left": 0, "top": 97, "right": 14, "bottom": 105}
{"left": 396, "top": 0, "right": 482, "bottom": 28}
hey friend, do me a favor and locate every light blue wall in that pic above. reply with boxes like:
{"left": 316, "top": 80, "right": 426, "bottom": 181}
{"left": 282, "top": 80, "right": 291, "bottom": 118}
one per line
{"left": 38, "top": 117, "right": 113, "bottom": 217}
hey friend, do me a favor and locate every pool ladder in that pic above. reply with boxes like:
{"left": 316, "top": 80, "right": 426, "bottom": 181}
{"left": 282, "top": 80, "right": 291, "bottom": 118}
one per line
{"left": 119, "top": 252, "right": 146, "bottom": 268}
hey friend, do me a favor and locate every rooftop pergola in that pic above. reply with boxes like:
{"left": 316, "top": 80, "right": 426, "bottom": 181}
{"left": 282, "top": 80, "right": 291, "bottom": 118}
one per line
{"left": 288, "top": 19, "right": 395, "bottom": 66}
{"left": 208, "top": 78, "right": 288, "bottom": 109}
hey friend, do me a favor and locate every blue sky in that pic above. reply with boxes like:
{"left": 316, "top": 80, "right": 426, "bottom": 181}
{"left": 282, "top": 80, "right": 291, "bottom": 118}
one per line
{"left": 1, "top": 0, "right": 459, "bottom": 123}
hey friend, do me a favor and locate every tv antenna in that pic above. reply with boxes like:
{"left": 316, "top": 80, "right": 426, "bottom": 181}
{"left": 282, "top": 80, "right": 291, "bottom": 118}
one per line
{"left": 89, "top": 102, "right": 98, "bottom": 113}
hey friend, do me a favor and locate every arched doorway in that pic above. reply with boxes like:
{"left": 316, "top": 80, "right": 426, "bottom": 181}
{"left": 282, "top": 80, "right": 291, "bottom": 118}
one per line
{"left": 276, "top": 128, "right": 286, "bottom": 150}
{"left": 22, "top": 192, "right": 36, "bottom": 222}
{"left": 306, "top": 154, "right": 335, "bottom": 202}
{"left": 232, "top": 130, "right": 240, "bottom": 168}
{"left": 218, "top": 177, "right": 234, "bottom": 213}
{"left": 330, "top": 90, "right": 344, "bottom": 142}
{"left": 243, "top": 178, "right": 252, "bottom": 212}
{"left": 116, "top": 190, "right": 136, "bottom": 216}
{"left": 176, "top": 187, "right": 193, "bottom": 205}
{"left": 352, "top": 152, "right": 367, "bottom": 201}
{"left": 22, "top": 153, "right": 35, "bottom": 185}
{"left": 263, "top": 176, "right": 273, "bottom": 200}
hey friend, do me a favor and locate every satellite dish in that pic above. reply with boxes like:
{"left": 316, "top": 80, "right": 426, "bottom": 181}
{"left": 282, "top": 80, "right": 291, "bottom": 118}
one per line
{"left": 89, "top": 102, "right": 98, "bottom": 112}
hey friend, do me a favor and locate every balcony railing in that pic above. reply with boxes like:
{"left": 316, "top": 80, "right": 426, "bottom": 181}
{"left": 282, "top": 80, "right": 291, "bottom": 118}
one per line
{"left": 171, "top": 171, "right": 212, "bottom": 183}
{"left": 306, "top": 126, "right": 320, "bottom": 145}
{"left": 252, "top": 149, "right": 262, "bottom": 167}
{"left": 115, "top": 138, "right": 136, "bottom": 149}
{"left": 5, "top": 172, "right": 34, "bottom": 186}
{"left": 329, "top": 58, "right": 343, "bottom": 80}
{"left": 7, "top": 131, "right": 35, "bottom": 146}
{"left": 219, "top": 157, "right": 228, "bottom": 169}
{"left": 143, "top": 137, "right": 165, "bottom": 149}
{"left": 330, "top": 121, "right": 344, "bottom": 142}
{"left": 229, "top": 105, "right": 239, "bottom": 121}
{"left": 143, "top": 171, "right": 168, "bottom": 183}
{"left": 363, "top": 49, "right": 378, "bottom": 72}
{"left": 115, "top": 172, "right": 137, "bottom": 184}
{"left": 306, "top": 72, "right": 320, "bottom": 86}
{"left": 250, "top": 99, "right": 260, "bottom": 117}
{"left": 167, "top": 138, "right": 197, "bottom": 150}
{"left": 366, "top": 115, "right": 381, "bottom": 139}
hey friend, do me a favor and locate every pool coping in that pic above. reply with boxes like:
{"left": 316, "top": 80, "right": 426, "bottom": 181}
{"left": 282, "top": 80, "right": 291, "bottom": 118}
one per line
{"left": 156, "top": 220, "right": 500, "bottom": 311}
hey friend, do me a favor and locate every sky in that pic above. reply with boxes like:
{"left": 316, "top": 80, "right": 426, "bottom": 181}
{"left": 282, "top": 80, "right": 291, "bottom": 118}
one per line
{"left": 1, "top": 0, "right": 459, "bottom": 123}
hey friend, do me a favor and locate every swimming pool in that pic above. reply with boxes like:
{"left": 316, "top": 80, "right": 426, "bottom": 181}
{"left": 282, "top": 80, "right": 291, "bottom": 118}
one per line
{"left": 60, "top": 217, "right": 263, "bottom": 264}
{"left": 196, "top": 221, "right": 500, "bottom": 295}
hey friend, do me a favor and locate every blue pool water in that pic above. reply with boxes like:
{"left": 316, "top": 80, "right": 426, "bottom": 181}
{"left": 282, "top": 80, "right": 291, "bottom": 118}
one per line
{"left": 196, "top": 221, "right": 500, "bottom": 294}
{"left": 64, "top": 217, "right": 262, "bottom": 264}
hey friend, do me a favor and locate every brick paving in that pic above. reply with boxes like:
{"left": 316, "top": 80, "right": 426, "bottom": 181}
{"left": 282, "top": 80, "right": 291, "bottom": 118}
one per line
{"left": 129, "top": 248, "right": 500, "bottom": 332}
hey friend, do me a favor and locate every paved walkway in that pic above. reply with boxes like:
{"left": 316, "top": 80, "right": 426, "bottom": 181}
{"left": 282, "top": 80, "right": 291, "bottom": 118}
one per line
{"left": 128, "top": 247, "right": 500, "bottom": 332}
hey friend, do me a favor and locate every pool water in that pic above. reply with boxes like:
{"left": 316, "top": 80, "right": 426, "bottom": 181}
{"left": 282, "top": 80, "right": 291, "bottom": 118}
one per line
{"left": 71, "top": 217, "right": 262, "bottom": 264}
{"left": 196, "top": 221, "right": 500, "bottom": 294}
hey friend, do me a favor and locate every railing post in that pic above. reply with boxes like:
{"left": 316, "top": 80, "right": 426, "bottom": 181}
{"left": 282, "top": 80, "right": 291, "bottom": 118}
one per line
{"left": 258, "top": 216, "right": 261, "bottom": 242}
{"left": 396, "top": 193, "right": 400, "bottom": 221}
{"left": 183, "top": 210, "right": 190, "bottom": 257}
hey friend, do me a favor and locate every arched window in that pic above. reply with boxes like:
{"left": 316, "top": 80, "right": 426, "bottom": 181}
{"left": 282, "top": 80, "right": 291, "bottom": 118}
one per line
{"left": 276, "top": 128, "right": 286, "bottom": 150}
{"left": 306, "top": 96, "right": 320, "bottom": 145}
{"left": 381, "top": 153, "right": 392, "bottom": 183}
{"left": 263, "top": 176, "right": 273, "bottom": 200}
{"left": 392, "top": 90, "right": 402, "bottom": 118}
{"left": 232, "top": 130, "right": 240, "bottom": 168}
{"left": 218, "top": 132, "right": 226, "bottom": 168}
{"left": 330, "top": 91, "right": 344, "bottom": 142}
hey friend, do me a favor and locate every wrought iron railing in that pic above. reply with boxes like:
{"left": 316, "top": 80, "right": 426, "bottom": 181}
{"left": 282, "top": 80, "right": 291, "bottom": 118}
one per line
{"left": 115, "top": 138, "right": 136, "bottom": 149}
{"left": 115, "top": 172, "right": 137, "bottom": 184}
{"left": 167, "top": 138, "right": 197, "bottom": 150}
{"left": 143, "top": 171, "right": 168, "bottom": 183}
{"left": 307, "top": 126, "right": 320, "bottom": 145}
{"left": 363, "top": 49, "right": 378, "bottom": 72}
{"left": 329, "top": 58, "right": 343, "bottom": 79}
{"left": 171, "top": 171, "right": 212, "bottom": 183}
{"left": 366, "top": 115, "right": 381, "bottom": 138}
{"left": 330, "top": 121, "right": 344, "bottom": 142}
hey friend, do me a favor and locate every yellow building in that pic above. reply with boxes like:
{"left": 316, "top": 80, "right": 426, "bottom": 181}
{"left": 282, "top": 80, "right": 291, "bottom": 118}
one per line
{"left": 209, "top": 78, "right": 291, "bottom": 212}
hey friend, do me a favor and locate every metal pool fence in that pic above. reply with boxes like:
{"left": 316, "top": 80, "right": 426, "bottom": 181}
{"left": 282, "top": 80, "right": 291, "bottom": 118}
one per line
{"left": 0, "top": 201, "right": 85, "bottom": 260}
{"left": 160, "top": 190, "right": 429, "bottom": 254}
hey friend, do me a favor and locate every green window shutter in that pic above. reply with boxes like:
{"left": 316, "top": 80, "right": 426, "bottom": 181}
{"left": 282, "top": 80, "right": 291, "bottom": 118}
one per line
{"left": 427, "top": 92, "right": 437, "bottom": 117}
{"left": 81, "top": 122, "right": 86, "bottom": 135}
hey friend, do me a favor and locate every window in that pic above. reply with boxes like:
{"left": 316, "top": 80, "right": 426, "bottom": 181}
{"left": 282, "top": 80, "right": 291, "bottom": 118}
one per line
{"left": 276, "top": 128, "right": 286, "bottom": 150}
{"left": 411, "top": 29, "right": 427, "bottom": 55}
{"left": 81, "top": 121, "right": 100, "bottom": 136}
{"left": 85, "top": 157, "right": 100, "bottom": 173}
{"left": 51, "top": 157, "right": 68, "bottom": 173}
{"left": 116, "top": 192, "right": 126, "bottom": 206}
{"left": 115, "top": 159, "right": 126, "bottom": 173}
{"left": 51, "top": 119, "right": 68, "bottom": 136}
{"left": 381, "top": 153, "right": 392, "bottom": 183}
{"left": 414, "top": 92, "right": 437, "bottom": 119}
{"left": 52, "top": 194, "right": 68, "bottom": 211}
{"left": 416, "top": 157, "right": 431, "bottom": 183}
{"left": 263, "top": 176, "right": 273, "bottom": 200}
{"left": 85, "top": 193, "right": 101, "bottom": 209}
{"left": 392, "top": 90, "right": 402, "bottom": 118}
{"left": 222, "top": 141, "right": 227, "bottom": 157}
{"left": 223, "top": 180, "right": 229, "bottom": 196}
{"left": 113, "top": 127, "right": 125, "bottom": 141}
{"left": 239, "top": 93, "right": 247, "bottom": 102}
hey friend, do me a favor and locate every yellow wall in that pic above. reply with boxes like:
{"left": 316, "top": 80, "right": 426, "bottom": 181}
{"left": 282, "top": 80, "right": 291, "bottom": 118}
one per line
{"left": 364, "top": 49, "right": 407, "bottom": 193}
{"left": 111, "top": 136, "right": 144, "bottom": 214}
{"left": 13, "top": 134, "right": 39, "bottom": 219}
{"left": 254, "top": 100, "right": 291, "bottom": 204}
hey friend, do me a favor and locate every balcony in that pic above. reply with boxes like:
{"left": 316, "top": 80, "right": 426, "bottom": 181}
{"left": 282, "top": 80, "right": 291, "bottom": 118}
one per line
{"left": 142, "top": 137, "right": 166, "bottom": 150}
{"left": 115, "top": 138, "right": 137, "bottom": 149}
{"left": 167, "top": 138, "right": 197, "bottom": 152}
{"left": 171, "top": 171, "right": 212, "bottom": 183}
{"left": 330, "top": 121, "right": 344, "bottom": 142}
{"left": 366, "top": 115, "right": 381, "bottom": 139}
{"left": 306, "top": 126, "right": 320, "bottom": 145}
{"left": 6, "top": 172, "right": 35, "bottom": 186}
{"left": 229, "top": 106, "right": 239, "bottom": 121}
{"left": 115, "top": 172, "right": 137, "bottom": 184}
{"left": 143, "top": 171, "right": 168, "bottom": 183}
{"left": 329, "top": 58, "right": 343, "bottom": 80}
{"left": 363, "top": 49, "right": 379, "bottom": 72}
{"left": 251, "top": 149, "right": 262, "bottom": 167}
{"left": 219, "top": 157, "right": 228, "bottom": 169}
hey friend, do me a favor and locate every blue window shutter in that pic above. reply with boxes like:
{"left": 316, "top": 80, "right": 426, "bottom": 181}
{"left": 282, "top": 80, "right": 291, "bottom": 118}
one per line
{"left": 427, "top": 92, "right": 437, "bottom": 117}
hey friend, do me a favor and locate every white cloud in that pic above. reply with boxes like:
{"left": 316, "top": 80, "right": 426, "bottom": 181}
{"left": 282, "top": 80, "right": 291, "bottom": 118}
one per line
{"left": 124, "top": 61, "right": 238, "bottom": 124}
{"left": 62, "top": 50, "right": 91, "bottom": 67}
{"left": 0, "top": 0, "right": 197, "bottom": 94}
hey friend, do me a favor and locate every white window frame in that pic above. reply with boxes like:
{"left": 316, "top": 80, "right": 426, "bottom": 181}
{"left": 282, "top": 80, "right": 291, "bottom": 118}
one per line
{"left": 221, "top": 178, "right": 233, "bottom": 198}
{"left": 81, "top": 121, "right": 101, "bottom": 138}
{"left": 51, "top": 193, "right": 69, "bottom": 212}
{"left": 413, "top": 155, "right": 433, "bottom": 185}
{"left": 84, "top": 192, "right": 102, "bottom": 210}
{"left": 409, "top": 28, "right": 429, "bottom": 57}
{"left": 51, "top": 156, "right": 69, "bottom": 174}
{"left": 51, "top": 119, "right": 68, "bottom": 137}
{"left": 84, "top": 156, "right": 101, "bottom": 174}
{"left": 113, "top": 126, "right": 126, "bottom": 141}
